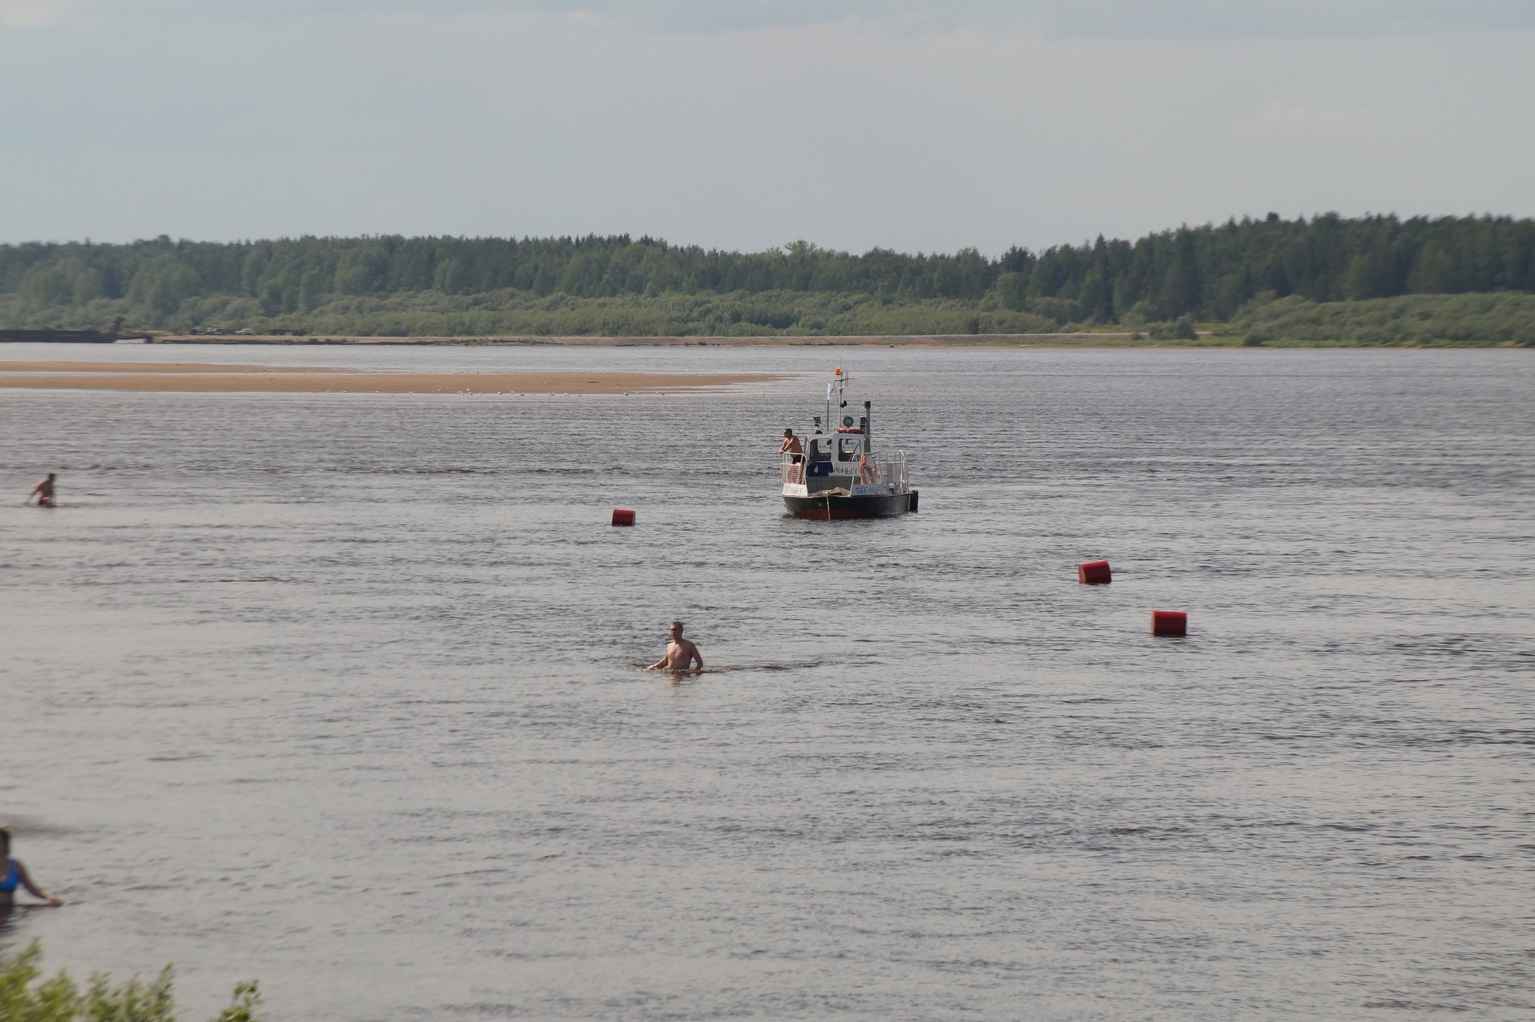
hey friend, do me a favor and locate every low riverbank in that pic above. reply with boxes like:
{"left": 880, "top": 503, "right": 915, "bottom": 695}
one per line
{"left": 0, "top": 362, "right": 787, "bottom": 394}
{"left": 146, "top": 332, "right": 1141, "bottom": 347}
{"left": 133, "top": 333, "right": 1535, "bottom": 348}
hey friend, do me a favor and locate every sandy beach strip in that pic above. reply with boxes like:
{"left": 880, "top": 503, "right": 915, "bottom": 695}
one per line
{"left": 0, "top": 361, "right": 327, "bottom": 374}
{"left": 0, "top": 362, "right": 787, "bottom": 394}
{"left": 152, "top": 332, "right": 1133, "bottom": 347}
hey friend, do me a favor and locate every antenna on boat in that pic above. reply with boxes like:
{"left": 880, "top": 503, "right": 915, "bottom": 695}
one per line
{"left": 828, "top": 367, "right": 848, "bottom": 434}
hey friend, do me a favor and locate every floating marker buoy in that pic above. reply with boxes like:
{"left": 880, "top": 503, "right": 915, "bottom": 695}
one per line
{"left": 1151, "top": 610, "right": 1187, "bottom": 637}
{"left": 1078, "top": 560, "right": 1112, "bottom": 585}
{"left": 611, "top": 508, "right": 636, "bottom": 527}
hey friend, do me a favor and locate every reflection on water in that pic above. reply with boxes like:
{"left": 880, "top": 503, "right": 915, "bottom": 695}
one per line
{"left": 2, "top": 345, "right": 1533, "bottom": 1020}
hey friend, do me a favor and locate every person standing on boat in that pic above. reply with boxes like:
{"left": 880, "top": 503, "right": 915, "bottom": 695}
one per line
{"left": 857, "top": 451, "right": 878, "bottom": 484}
{"left": 27, "top": 473, "right": 57, "bottom": 508}
{"left": 780, "top": 429, "right": 804, "bottom": 483}
{"left": 0, "top": 828, "right": 63, "bottom": 907}
{"left": 646, "top": 621, "right": 703, "bottom": 674}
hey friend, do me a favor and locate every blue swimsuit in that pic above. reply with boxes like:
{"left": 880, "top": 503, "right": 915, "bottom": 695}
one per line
{"left": 1, "top": 859, "right": 20, "bottom": 893}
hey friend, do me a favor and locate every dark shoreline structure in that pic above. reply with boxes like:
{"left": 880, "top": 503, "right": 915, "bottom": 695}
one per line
{"left": 0, "top": 328, "right": 117, "bottom": 343}
{"left": 0, "top": 318, "right": 150, "bottom": 343}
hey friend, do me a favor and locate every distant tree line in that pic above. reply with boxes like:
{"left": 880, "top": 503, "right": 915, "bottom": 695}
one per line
{"left": 2, "top": 213, "right": 1533, "bottom": 335}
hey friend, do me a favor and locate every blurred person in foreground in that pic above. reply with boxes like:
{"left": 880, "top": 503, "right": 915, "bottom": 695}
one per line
{"left": 1, "top": 827, "right": 63, "bottom": 908}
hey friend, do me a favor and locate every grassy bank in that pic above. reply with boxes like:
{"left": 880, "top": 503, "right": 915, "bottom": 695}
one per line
{"left": 4, "top": 290, "right": 1534, "bottom": 347}
{"left": 0, "top": 289, "right": 1062, "bottom": 340}
{"left": 1228, "top": 292, "right": 1535, "bottom": 345}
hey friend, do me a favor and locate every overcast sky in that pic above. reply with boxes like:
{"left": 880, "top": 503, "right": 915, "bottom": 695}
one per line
{"left": 2, "top": 1, "right": 1532, "bottom": 253}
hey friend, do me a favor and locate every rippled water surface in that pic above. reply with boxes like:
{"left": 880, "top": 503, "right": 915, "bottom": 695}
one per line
{"left": 2, "top": 344, "right": 1533, "bottom": 1020}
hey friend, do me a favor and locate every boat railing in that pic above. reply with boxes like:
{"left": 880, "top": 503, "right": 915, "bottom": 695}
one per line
{"left": 874, "top": 450, "right": 909, "bottom": 492}
{"left": 785, "top": 445, "right": 902, "bottom": 491}
{"left": 782, "top": 448, "right": 909, "bottom": 489}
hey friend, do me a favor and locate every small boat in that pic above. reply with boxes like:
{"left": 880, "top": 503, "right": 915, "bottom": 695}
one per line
{"left": 780, "top": 369, "right": 918, "bottom": 520}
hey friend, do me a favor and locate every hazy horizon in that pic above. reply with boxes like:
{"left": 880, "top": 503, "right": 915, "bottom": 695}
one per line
{"left": 3, "top": 1, "right": 1533, "bottom": 254}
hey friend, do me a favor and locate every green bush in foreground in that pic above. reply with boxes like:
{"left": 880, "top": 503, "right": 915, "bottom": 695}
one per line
{"left": 0, "top": 942, "right": 259, "bottom": 1022}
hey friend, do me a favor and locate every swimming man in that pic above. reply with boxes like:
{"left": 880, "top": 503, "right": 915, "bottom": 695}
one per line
{"left": 646, "top": 621, "right": 704, "bottom": 674}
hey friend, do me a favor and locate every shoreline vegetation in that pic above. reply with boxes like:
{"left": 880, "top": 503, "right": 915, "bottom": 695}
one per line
{"left": 2, "top": 215, "right": 1534, "bottom": 346}
{"left": 137, "top": 328, "right": 1532, "bottom": 348}
{"left": 0, "top": 941, "right": 260, "bottom": 1022}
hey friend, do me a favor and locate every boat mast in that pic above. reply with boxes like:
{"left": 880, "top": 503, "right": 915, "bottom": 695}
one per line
{"left": 864, "top": 400, "right": 872, "bottom": 453}
{"left": 831, "top": 367, "right": 848, "bottom": 435}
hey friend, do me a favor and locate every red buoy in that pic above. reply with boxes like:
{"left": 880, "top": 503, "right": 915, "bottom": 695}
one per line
{"left": 1078, "top": 560, "right": 1112, "bottom": 585}
{"left": 1151, "top": 610, "right": 1187, "bottom": 637}
{"left": 611, "top": 508, "right": 636, "bottom": 527}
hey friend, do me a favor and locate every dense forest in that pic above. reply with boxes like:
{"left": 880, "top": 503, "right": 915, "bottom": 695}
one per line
{"left": 3, "top": 213, "right": 1534, "bottom": 340}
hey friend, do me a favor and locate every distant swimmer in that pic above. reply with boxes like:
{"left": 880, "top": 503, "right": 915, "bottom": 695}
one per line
{"left": 0, "top": 827, "right": 62, "bottom": 907}
{"left": 646, "top": 621, "right": 704, "bottom": 674}
{"left": 26, "top": 472, "right": 56, "bottom": 508}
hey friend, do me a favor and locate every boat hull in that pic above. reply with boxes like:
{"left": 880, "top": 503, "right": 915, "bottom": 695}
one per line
{"left": 783, "top": 489, "right": 918, "bottom": 520}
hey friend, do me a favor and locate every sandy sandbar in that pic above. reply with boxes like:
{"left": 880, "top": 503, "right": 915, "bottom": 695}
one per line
{"left": 0, "top": 362, "right": 786, "bottom": 394}
{"left": 152, "top": 332, "right": 1132, "bottom": 347}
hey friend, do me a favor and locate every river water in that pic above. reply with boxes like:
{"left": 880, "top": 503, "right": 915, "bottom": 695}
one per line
{"left": 2, "top": 344, "right": 1532, "bottom": 1020}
